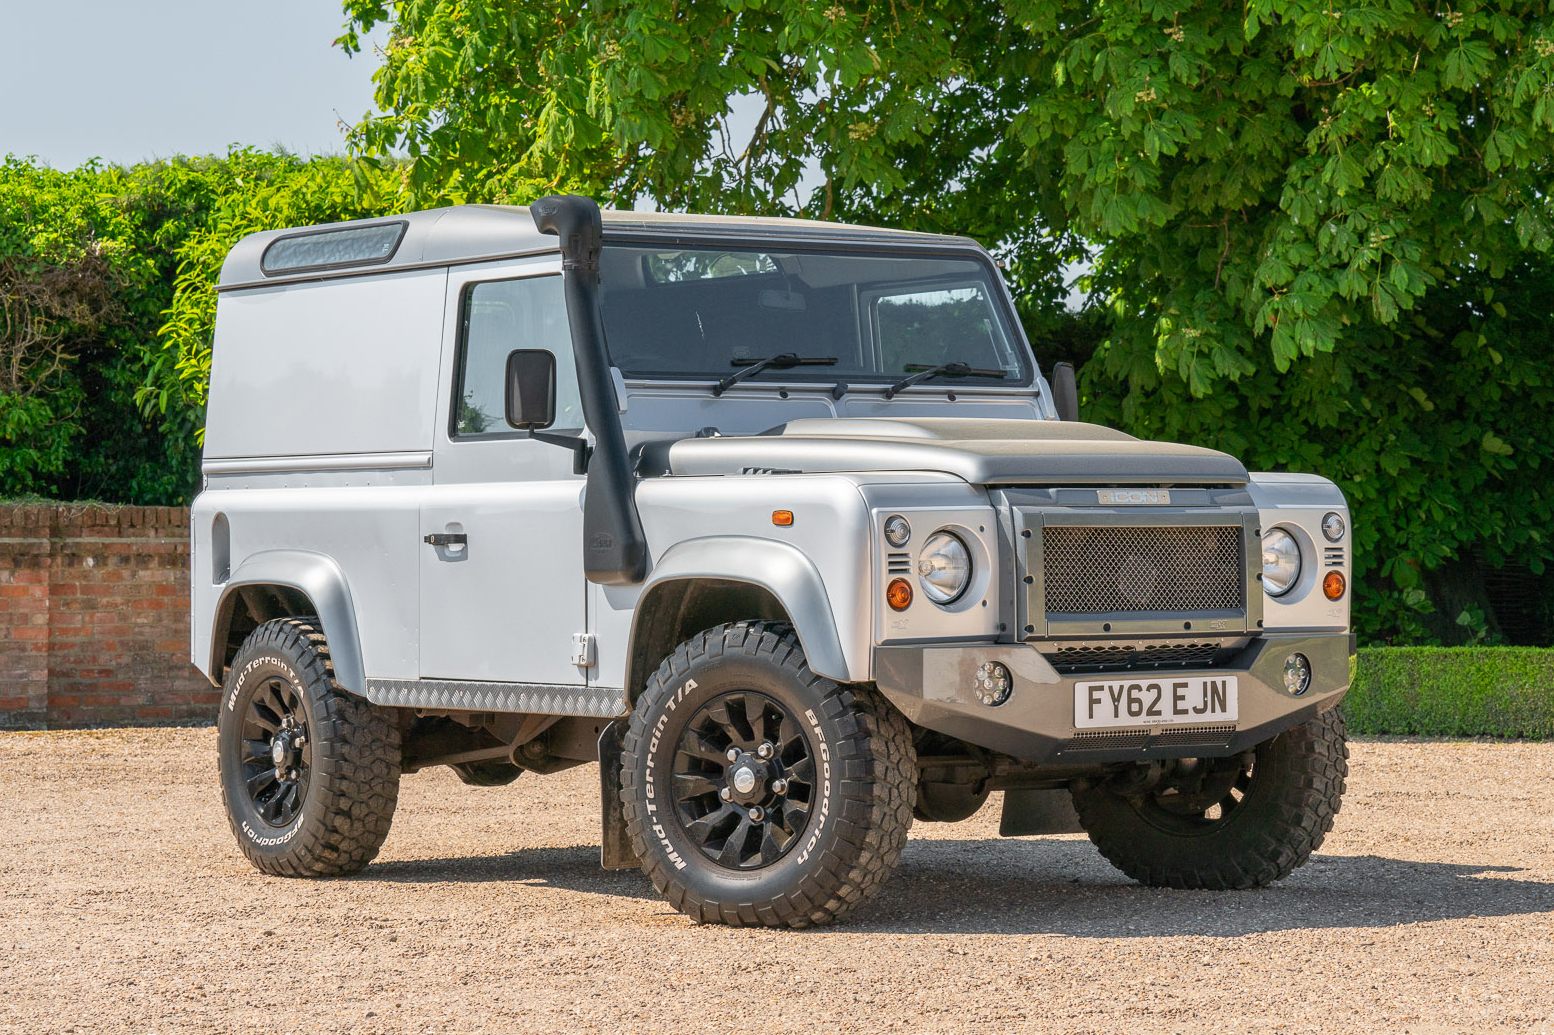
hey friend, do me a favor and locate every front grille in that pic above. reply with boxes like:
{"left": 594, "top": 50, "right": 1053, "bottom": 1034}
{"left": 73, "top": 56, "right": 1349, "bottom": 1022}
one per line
{"left": 1047, "top": 642, "right": 1224, "bottom": 673}
{"left": 1043, "top": 525, "right": 1244, "bottom": 615}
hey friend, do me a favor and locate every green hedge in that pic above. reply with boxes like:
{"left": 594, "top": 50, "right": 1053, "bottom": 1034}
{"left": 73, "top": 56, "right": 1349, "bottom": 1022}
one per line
{"left": 1348, "top": 647, "right": 1554, "bottom": 738}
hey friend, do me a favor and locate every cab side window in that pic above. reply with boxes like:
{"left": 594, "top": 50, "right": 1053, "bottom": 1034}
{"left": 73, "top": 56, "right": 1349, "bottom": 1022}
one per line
{"left": 454, "top": 274, "right": 583, "bottom": 436}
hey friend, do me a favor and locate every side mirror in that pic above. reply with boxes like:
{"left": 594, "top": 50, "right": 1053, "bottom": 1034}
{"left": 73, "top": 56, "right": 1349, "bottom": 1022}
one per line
{"left": 505, "top": 349, "right": 557, "bottom": 429}
{"left": 1051, "top": 361, "right": 1080, "bottom": 422}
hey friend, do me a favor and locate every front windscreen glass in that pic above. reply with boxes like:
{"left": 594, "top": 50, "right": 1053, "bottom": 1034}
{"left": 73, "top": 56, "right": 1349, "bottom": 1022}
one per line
{"left": 598, "top": 244, "right": 1029, "bottom": 386}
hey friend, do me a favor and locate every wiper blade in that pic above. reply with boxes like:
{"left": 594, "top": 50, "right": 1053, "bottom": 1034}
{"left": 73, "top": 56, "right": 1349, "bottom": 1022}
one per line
{"left": 883, "top": 362, "right": 1007, "bottom": 399}
{"left": 713, "top": 353, "right": 838, "bottom": 396}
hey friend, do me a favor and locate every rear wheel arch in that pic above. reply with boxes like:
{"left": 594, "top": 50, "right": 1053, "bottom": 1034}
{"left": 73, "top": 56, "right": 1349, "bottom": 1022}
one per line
{"left": 210, "top": 550, "right": 366, "bottom": 695}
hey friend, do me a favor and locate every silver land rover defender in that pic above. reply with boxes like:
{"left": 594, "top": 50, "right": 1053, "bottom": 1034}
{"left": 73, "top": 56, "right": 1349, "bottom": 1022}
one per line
{"left": 193, "top": 196, "right": 1352, "bottom": 927}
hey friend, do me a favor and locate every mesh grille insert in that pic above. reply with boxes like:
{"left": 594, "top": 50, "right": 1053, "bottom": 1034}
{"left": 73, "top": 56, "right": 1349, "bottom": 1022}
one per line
{"left": 1048, "top": 643, "right": 1224, "bottom": 672}
{"left": 1154, "top": 724, "right": 1236, "bottom": 746}
{"left": 1044, "top": 525, "right": 1244, "bottom": 615}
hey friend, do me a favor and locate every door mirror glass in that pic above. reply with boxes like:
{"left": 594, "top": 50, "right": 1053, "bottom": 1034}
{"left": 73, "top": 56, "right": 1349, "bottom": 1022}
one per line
{"left": 505, "top": 349, "right": 557, "bottom": 429}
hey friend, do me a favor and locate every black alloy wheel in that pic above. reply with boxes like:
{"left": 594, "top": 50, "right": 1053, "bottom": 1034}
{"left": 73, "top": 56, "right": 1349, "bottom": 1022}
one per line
{"left": 620, "top": 621, "right": 917, "bottom": 928}
{"left": 671, "top": 691, "right": 816, "bottom": 869}
{"left": 217, "top": 617, "right": 401, "bottom": 877}
{"left": 238, "top": 675, "right": 313, "bottom": 828}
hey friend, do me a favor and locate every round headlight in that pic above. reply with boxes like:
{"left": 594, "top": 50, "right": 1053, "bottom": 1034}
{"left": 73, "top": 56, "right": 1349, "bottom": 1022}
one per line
{"left": 1262, "top": 528, "right": 1302, "bottom": 597}
{"left": 917, "top": 532, "right": 971, "bottom": 604}
{"left": 1321, "top": 512, "right": 1345, "bottom": 542}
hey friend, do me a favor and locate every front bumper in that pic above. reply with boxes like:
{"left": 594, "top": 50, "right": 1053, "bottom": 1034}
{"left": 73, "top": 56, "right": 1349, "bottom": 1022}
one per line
{"left": 874, "top": 632, "right": 1352, "bottom": 765}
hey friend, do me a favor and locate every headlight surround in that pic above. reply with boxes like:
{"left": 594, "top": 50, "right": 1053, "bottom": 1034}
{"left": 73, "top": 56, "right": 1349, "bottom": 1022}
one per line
{"left": 917, "top": 531, "right": 972, "bottom": 604}
{"left": 1261, "top": 528, "right": 1302, "bottom": 597}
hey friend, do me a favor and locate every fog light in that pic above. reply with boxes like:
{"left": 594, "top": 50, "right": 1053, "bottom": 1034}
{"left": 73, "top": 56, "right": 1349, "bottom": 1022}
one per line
{"left": 1283, "top": 653, "right": 1312, "bottom": 695}
{"left": 974, "top": 662, "right": 1012, "bottom": 706}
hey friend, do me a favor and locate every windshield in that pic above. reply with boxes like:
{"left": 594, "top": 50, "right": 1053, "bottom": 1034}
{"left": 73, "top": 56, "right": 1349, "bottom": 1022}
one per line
{"left": 598, "top": 243, "right": 1030, "bottom": 387}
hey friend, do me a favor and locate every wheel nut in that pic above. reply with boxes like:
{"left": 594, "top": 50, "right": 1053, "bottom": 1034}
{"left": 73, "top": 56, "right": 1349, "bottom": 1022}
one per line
{"left": 757, "top": 742, "right": 775, "bottom": 759}
{"left": 748, "top": 807, "right": 764, "bottom": 821}
{"left": 726, "top": 747, "right": 740, "bottom": 762}
{"left": 719, "top": 787, "right": 732, "bottom": 801}
{"left": 771, "top": 778, "right": 788, "bottom": 795}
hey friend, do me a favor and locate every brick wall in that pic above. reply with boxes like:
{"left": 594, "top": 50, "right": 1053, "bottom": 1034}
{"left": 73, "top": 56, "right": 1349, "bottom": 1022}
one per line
{"left": 0, "top": 504, "right": 215, "bottom": 729}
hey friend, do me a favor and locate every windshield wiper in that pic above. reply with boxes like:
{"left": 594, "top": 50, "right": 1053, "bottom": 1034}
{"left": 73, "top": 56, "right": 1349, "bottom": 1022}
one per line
{"left": 883, "top": 362, "right": 1007, "bottom": 399}
{"left": 713, "top": 353, "right": 838, "bottom": 396}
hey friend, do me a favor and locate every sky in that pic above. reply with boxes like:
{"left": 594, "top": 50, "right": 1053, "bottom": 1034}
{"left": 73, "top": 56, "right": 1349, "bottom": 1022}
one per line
{"left": 0, "top": 1, "right": 1088, "bottom": 304}
{"left": 0, "top": 0, "right": 385, "bottom": 169}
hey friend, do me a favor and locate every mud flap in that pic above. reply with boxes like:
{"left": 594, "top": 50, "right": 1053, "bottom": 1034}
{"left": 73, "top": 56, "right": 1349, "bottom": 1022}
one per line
{"left": 598, "top": 720, "right": 640, "bottom": 869}
{"left": 1000, "top": 787, "right": 1084, "bottom": 837}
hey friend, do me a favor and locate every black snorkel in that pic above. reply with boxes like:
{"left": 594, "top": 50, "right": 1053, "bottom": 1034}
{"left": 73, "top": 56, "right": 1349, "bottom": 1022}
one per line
{"left": 530, "top": 195, "right": 649, "bottom": 586}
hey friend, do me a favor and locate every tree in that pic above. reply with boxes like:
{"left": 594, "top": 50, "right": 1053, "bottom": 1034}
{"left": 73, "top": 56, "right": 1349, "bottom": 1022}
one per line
{"left": 339, "top": 1, "right": 1554, "bottom": 642}
{"left": 0, "top": 151, "right": 389, "bottom": 503}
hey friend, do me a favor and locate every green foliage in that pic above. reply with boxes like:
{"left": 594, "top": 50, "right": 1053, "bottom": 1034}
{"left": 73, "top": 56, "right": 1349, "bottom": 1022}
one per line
{"left": 1082, "top": 262, "right": 1554, "bottom": 644}
{"left": 6, "top": 2, "right": 1554, "bottom": 643}
{"left": 0, "top": 151, "right": 389, "bottom": 503}
{"left": 340, "top": 0, "right": 1554, "bottom": 641}
{"left": 1348, "top": 647, "right": 1554, "bottom": 738}
{"left": 0, "top": 158, "right": 180, "bottom": 499}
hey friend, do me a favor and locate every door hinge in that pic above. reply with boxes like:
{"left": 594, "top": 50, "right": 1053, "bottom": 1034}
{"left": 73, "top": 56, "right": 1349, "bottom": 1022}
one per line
{"left": 571, "top": 633, "right": 597, "bottom": 669}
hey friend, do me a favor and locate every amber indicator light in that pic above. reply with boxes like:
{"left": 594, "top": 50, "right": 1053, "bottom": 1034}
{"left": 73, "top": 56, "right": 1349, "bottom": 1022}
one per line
{"left": 1323, "top": 571, "right": 1346, "bottom": 600}
{"left": 772, "top": 510, "right": 794, "bottom": 527}
{"left": 886, "top": 578, "right": 913, "bottom": 611}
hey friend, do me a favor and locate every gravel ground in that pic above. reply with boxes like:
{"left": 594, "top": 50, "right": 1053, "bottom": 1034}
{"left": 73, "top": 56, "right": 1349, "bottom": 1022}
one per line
{"left": 2, "top": 729, "right": 1552, "bottom": 1035}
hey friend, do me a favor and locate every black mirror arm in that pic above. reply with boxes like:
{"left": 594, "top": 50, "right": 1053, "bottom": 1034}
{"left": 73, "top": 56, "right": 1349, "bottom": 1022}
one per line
{"left": 529, "top": 430, "right": 593, "bottom": 475}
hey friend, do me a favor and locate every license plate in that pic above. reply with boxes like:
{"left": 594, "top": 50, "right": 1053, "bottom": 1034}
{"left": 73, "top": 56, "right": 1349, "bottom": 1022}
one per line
{"left": 1074, "top": 676, "right": 1239, "bottom": 729}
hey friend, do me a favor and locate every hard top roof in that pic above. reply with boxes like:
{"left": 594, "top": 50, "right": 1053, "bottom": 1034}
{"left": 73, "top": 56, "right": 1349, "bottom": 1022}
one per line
{"left": 217, "top": 204, "right": 982, "bottom": 291}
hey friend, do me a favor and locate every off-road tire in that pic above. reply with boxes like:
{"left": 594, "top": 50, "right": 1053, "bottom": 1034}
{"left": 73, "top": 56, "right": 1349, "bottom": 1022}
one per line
{"left": 621, "top": 622, "right": 916, "bottom": 928}
{"left": 217, "top": 618, "right": 401, "bottom": 877}
{"left": 1071, "top": 707, "right": 1348, "bottom": 889}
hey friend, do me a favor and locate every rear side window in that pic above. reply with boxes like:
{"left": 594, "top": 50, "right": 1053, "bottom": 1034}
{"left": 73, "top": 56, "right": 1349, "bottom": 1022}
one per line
{"left": 453, "top": 275, "right": 583, "bottom": 437}
{"left": 260, "top": 222, "right": 406, "bottom": 275}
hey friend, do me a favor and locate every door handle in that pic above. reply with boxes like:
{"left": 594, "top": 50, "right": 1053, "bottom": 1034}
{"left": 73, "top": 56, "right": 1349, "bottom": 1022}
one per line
{"left": 423, "top": 533, "right": 468, "bottom": 547}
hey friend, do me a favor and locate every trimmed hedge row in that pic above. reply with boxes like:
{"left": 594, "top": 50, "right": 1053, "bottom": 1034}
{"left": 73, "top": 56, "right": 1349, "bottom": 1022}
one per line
{"left": 1347, "top": 647, "right": 1554, "bottom": 738}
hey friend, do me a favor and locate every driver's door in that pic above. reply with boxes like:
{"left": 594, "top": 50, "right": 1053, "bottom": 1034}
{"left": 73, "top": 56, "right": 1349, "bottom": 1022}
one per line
{"left": 418, "top": 262, "right": 589, "bottom": 687}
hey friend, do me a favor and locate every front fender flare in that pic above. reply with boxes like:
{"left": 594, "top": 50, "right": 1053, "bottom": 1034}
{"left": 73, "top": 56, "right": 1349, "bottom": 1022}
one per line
{"left": 633, "top": 536, "right": 853, "bottom": 684}
{"left": 211, "top": 549, "right": 367, "bottom": 695}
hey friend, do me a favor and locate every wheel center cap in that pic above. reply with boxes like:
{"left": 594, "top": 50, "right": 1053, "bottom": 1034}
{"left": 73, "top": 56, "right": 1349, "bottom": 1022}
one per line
{"left": 271, "top": 736, "right": 290, "bottom": 767}
{"left": 731, "top": 765, "right": 758, "bottom": 795}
